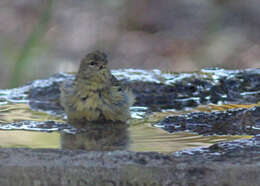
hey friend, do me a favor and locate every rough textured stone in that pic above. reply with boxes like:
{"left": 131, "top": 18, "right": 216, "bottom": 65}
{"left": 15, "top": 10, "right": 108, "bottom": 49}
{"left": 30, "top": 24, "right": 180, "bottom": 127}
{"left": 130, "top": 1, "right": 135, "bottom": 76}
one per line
{"left": 24, "top": 68, "right": 260, "bottom": 111}
{"left": 0, "top": 137, "right": 259, "bottom": 186}
{"left": 1, "top": 68, "right": 260, "bottom": 185}
{"left": 157, "top": 106, "right": 260, "bottom": 135}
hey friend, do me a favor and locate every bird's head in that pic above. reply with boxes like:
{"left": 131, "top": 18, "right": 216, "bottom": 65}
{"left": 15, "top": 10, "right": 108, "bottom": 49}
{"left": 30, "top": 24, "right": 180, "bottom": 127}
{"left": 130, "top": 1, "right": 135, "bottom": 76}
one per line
{"left": 76, "top": 50, "right": 109, "bottom": 81}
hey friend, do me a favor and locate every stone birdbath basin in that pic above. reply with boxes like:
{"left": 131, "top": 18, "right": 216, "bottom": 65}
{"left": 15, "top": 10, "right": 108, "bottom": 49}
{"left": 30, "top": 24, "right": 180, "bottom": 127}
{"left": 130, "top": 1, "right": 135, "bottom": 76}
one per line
{"left": 0, "top": 68, "right": 259, "bottom": 185}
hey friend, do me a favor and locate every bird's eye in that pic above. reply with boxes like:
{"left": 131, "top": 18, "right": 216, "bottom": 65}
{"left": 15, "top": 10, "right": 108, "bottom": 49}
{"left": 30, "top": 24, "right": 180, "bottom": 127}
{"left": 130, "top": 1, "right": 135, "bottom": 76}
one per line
{"left": 90, "top": 61, "right": 95, "bottom": 66}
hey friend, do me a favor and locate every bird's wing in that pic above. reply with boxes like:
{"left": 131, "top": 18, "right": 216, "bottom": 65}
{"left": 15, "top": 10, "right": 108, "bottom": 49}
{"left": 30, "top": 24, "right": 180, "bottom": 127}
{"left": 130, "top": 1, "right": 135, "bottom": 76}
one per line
{"left": 111, "top": 75, "right": 121, "bottom": 86}
{"left": 111, "top": 74, "right": 135, "bottom": 107}
{"left": 111, "top": 74, "right": 129, "bottom": 90}
{"left": 60, "top": 79, "right": 76, "bottom": 95}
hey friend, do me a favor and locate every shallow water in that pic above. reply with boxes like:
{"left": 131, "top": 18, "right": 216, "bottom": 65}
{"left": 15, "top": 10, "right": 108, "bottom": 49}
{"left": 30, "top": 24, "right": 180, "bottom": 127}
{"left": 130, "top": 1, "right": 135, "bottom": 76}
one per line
{"left": 0, "top": 128, "right": 251, "bottom": 152}
{"left": 0, "top": 102, "right": 252, "bottom": 152}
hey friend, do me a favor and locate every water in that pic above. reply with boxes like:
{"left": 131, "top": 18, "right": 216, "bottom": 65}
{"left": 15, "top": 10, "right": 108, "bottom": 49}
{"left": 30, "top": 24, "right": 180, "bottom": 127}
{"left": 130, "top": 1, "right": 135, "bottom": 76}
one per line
{"left": 0, "top": 102, "right": 252, "bottom": 152}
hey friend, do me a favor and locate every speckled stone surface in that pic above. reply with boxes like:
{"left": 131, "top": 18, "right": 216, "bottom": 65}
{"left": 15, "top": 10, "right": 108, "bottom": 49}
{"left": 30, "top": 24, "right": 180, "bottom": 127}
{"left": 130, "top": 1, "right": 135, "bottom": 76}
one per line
{"left": 25, "top": 68, "right": 260, "bottom": 110}
{"left": 0, "top": 137, "right": 259, "bottom": 186}
{"left": 0, "top": 68, "right": 260, "bottom": 185}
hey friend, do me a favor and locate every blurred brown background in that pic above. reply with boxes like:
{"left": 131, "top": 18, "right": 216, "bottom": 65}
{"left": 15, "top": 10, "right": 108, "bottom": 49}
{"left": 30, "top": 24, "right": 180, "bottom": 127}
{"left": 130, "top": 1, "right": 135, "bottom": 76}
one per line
{"left": 0, "top": 0, "right": 260, "bottom": 88}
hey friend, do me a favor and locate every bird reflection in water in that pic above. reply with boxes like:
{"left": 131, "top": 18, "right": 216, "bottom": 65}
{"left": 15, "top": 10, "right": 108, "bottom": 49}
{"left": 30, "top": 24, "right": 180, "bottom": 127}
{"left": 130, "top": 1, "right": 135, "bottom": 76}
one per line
{"left": 61, "top": 121, "right": 129, "bottom": 151}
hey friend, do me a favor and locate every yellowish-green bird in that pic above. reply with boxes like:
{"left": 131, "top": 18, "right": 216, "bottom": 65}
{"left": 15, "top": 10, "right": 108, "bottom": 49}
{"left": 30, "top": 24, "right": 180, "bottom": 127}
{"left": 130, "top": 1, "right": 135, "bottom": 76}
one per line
{"left": 60, "top": 51, "right": 134, "bottom": 123}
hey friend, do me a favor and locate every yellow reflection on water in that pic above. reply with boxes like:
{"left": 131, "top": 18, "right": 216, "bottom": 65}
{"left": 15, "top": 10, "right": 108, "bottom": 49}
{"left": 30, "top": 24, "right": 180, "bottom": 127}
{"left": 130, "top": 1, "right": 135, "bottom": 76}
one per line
{"left": 0, "top": 102, "right": 254, "bottom": 152}
{"left": 128, "top": 124, "right": 252, "bottom": 152}
{"left": 0, "top": 125, "right": 252, "bottom": 152}
{"left": 0, "top": 131, "right": 60, "bottom": 148}
{"left": 0, "top": 103, "right": 64, "bottom": 123}
{"left": 195, "top": 103, "right": 259, "bottom": 112}
{"left": 148, "top": 103, "right": 260, "bottom": 123}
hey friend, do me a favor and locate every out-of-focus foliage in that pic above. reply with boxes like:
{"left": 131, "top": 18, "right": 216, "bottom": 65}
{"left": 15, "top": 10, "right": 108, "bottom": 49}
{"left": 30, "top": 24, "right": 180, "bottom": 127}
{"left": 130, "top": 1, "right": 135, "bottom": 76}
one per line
{"left": 0, "top": 0, "right": 260, "bottom": 88}
{"left": 10, "top": 0, "right": 53, "bottom": 88}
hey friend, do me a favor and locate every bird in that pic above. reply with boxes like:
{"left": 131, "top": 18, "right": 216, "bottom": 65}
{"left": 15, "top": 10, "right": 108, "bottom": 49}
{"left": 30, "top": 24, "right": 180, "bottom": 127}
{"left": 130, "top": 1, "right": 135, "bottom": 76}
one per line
{"left": 60, "top": 50, "right": 134, "bottom": 123}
